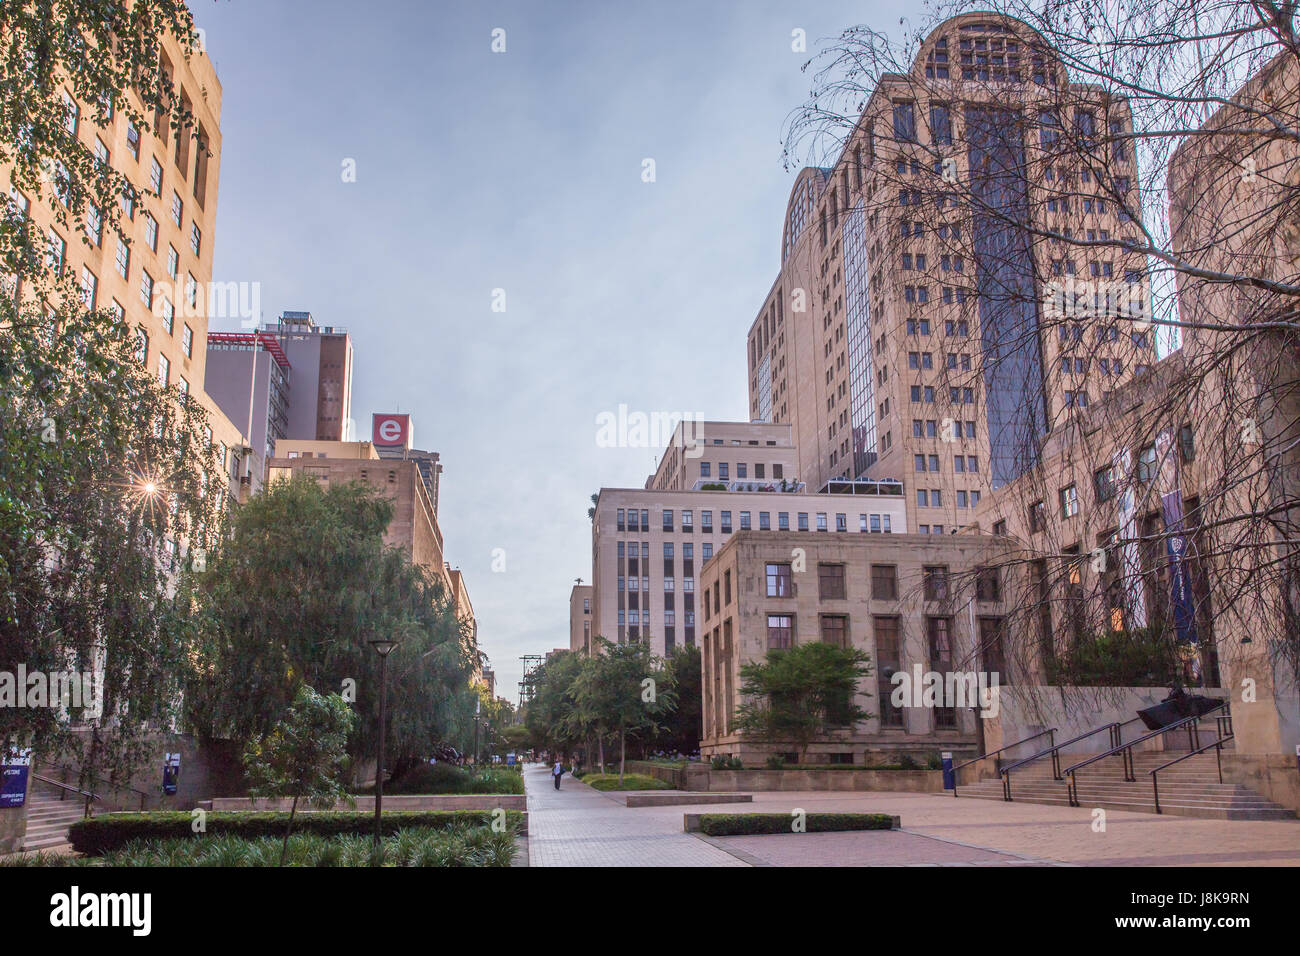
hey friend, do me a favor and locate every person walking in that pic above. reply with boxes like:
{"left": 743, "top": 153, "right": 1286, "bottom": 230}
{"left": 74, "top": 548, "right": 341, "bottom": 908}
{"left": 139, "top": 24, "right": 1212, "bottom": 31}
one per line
{"left": 552, "top": 760, "right": 564, "bottom": 790}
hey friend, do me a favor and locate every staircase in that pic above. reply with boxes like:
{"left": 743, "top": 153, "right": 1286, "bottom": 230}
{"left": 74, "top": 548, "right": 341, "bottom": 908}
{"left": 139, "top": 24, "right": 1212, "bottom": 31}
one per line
{"left": 22, "top": 785, "right": 89, "bottom": 851}
{"left": 957, "top": 747, "right": 1294, "bottom": 820}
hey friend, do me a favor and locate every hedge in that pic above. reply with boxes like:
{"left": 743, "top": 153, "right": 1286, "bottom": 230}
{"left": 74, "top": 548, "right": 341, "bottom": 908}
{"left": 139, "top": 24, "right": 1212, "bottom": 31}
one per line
{"left": 696, "top": 812, "right": 897, "bottom": 836}
{"left": 69, "top": 810, "right": 523, "bottom": 856}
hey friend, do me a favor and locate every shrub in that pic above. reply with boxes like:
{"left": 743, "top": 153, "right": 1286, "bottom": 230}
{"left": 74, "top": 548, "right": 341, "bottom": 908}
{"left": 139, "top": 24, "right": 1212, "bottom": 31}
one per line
{"left": 12, "top": 825, "right": 517, "bottom": 867}
{"left": 386, "top": 763, "right": 523, "bottom": 795}
{"left": 710, "top": 755, "right": 743, "bottom": 770}
{"left": 68, "top": 810, "right": 522, "bottom": 856}
{"left": 765, "top": 755, "right": 786, "bottom": 769}
{"left": 581, "top": 773, "right": 672, "bottom": 791}
{"left": 696, "top": 813, "right": 896, "bottom": 837}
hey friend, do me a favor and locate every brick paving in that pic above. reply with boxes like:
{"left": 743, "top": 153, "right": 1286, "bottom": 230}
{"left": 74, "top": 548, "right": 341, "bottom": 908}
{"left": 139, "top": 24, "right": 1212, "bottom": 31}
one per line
{"left": 523, "top": 764, "right": 745, "bottom": 867}
{"left": 523, "top": 765, "right": 1300, "bottom": 867}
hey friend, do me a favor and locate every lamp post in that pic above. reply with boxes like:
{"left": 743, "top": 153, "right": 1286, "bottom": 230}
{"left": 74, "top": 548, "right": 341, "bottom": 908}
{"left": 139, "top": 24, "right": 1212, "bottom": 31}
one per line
{"left": 368, "top": 637, "right": 399, "bottom": 853}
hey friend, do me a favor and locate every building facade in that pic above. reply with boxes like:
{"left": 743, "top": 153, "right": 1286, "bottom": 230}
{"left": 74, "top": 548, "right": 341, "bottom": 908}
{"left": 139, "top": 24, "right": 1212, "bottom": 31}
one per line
{"left": 591, "top": 473, "right": 909, "bottom": 658}
{"left": 269, "top": 311, "right": 354, "bottom": 442}
{"left": 569, "top": 583, "right": 593, "bottom": 654}
{"left": 698, "top": 530, "right": 1012, "bottom": 764}
{"left": 746, "top": 12, "right": 1154, "bottom": 533}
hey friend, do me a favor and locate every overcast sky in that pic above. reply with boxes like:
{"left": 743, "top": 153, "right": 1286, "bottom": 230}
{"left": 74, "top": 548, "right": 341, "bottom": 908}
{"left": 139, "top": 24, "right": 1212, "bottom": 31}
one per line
{"left": 198, "top": 0, "right": 913, "bottom": 699}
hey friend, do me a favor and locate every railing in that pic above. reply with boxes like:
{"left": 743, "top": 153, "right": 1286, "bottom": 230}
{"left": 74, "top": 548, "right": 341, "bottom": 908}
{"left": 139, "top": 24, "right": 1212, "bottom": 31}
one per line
{"left": 951, "top": 728, "right": 1056, "bottom": 798}
{"left": 31, "top": 773, "right": 100, "bottom": 819}
{"left": 1000, "top": 721, "right": 1124, "bottom": 801}
{"left": 1063, "top": 701, "right": 1229, "bottom": 807}
{"left": 1150, "top": 733, "right": 1233, "bottom": 814}
{"left": 39, "top": 762, "right": 149, "bottom": 812}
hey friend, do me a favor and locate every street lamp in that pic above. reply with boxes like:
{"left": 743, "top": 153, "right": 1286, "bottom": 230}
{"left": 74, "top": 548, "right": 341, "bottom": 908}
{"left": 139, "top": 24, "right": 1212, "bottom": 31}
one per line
{"left": 368, "top": 637, "right": 400, "bottom": 854}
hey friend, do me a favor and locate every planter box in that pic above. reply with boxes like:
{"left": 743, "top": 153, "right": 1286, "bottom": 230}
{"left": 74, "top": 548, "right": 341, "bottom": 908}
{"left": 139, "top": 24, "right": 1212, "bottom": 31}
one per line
{"left": 699, "top": 769, "right": 941, "bottom": 792}
{"left": 207, "top": 794, "right": 525, "bottom": 812}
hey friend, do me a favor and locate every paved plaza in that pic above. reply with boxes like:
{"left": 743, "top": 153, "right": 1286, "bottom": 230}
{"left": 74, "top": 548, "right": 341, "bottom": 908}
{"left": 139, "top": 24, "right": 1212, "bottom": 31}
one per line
{"left": 522, "top": 764, "right": 1300, "bottom": 867}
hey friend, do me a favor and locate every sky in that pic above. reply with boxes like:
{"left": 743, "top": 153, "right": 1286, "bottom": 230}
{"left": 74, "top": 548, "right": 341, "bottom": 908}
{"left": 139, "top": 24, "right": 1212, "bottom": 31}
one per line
{"left": 196, "top": 0, "right": 914, "bottom": 700}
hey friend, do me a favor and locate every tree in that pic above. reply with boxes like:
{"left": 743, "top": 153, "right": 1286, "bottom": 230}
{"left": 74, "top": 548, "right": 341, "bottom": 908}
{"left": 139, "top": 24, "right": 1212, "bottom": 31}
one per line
{"left": 573, "top": 637, "right": 676, "bottom": 782}
{"left": 657, "top": 644, "right": 702, "bottom": 756}
{"left": 1, "top": 0, "right": 224, "bottom": 804}
{"left": 186, "top": 476, "right": 479, "bottom": 771}
{"left": 242, "top": 685, "right": 356, "bottom": 866}
{"left": 734, "top": 643, "right": 873, "bottom": 763}
{"left": 523, "top": 650, "right": 586, "bottom": 760}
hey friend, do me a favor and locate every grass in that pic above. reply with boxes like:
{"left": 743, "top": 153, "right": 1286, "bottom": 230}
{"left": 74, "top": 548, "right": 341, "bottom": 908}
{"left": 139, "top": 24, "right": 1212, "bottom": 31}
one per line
{"left": 696, "top": 812, "right": 897, "bottom": 837}
{"left": 581, "top": 773, "right": 673, "bottom": 792}
{"left": 3, "top": 824, "right": 517, "bottom": 867}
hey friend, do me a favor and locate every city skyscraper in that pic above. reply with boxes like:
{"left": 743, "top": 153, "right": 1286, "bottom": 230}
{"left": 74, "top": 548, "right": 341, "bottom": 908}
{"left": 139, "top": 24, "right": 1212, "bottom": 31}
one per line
{"left": 747, "top": 12, "right": 1154, "bottom": 534}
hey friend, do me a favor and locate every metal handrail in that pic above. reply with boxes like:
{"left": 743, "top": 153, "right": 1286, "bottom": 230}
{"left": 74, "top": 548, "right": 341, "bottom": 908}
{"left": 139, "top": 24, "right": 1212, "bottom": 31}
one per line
{"left": 41, "top": 762, "right": 149, "bottom": 811}
{"left": 952, "top": 728, "right": 1056, "bottom": 798}
{"left": 31, "top": 772, "right": 100, "bottom": 819}
{"left": 1064, "top": 701, "right": 1229, "bottom": 806}
{"left": 1000, "top": 721, "right": 1123, "bottom": 800}
{"left": 1149, "top": 733, "right": 1233, "bottom": 814}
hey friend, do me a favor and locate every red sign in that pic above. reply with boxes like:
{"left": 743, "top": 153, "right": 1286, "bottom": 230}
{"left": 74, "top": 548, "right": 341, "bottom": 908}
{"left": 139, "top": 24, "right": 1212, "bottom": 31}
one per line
{"left": 372, "top": 413, "right": 411, "bottom": 448}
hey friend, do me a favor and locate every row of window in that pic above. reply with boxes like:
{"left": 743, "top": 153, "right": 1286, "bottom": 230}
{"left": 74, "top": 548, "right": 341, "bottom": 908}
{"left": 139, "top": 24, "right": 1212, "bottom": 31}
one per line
{"left": 616, "top": 509, "right": 897, "bottom": 534}
{"left": 697, "top": 461, "right": 785, "bottom": 480}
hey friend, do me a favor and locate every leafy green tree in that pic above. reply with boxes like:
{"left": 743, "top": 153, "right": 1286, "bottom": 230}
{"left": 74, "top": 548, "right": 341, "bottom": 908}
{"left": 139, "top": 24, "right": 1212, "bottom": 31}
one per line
{"left": 523, "top": 650, "right": 586, "bottom": 760}
{"left": 0, "top": 0, "right": 222, "bottom": 806}
{"left": 186, "top": 476, "right": 479, "bottom": 770}
{"left": 657, "top": 644, "right": 702, "bottom": 756}
{"left": 734, "top": 643, "right": 873, "bottom": 763}
{"left": 574, "top": 637, "right": 676, "bottom": 783}
{"left": 242, "top": 685, "right": 356, "bottom": 866}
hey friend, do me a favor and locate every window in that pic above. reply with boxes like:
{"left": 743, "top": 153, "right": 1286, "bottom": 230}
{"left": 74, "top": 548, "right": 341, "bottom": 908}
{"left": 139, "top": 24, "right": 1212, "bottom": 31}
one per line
{"left": 149, "top": 158, "right": 163, "bottom": 194}
{"left": 171, "top": 190, "right": 183, "bottom": 226}
{"left": 1137, "top": 444, "right": 1157, "bottom": 483}
{"left": 190, "top": 223, "right": 202, "bottom": 256}
{"left": 114, "top": 238, "right": 130, "bottom": 279}
{"left": 1029, "top": 500, "right": 1046, "bottom": 532}
{"left": 766, "top": 563, "right": 792, "bottom": 598}
{"left": 818, "top": 563, "right": 846, "bottom": 600}
{"left": 1093, "top": 466, "right": 1115, "bottom": 502}
{"left": 662, "top": 509, "right": 673, "bottom": 531}
{"left": 871, "top": 564, "right": 898, "bottom": 600}
{"left": 893, "top": 101, "right": 917, "bottom": 141}
{"left": 140, "top": 269, "right": 154, "bottom": 308}
{"left": 976, "top": 568, "right": 1002, "bottom": 602}
{"left": 1060, "top": 483, "right": 1079, "bottom": 518}
{"left": 160, "top": 298, "right": 174, "bottom": 335}
{"left": 1179, "top": 424, "right": 1195, "bottom": 463}
{"left": 127, "top": 121, "right": 141, "bottom": 160}
{"left": 767, "top": 614, "right": 794, "bottom": 649}
{"left": 144, "top": 212, "right": 158, "bottom": 252}
{"left": 875, "top": 617, "right": 904, "bottom": 726}
{"left": 158, "top": 353, "right": 170, "bottom": 385}
{"left": 79, "top": 266, "right": 97, "bottom": 309}
{"left": 923, "top": 565, "right": 949, "bottom": 601}
{"left": 930, "top": 104, "right": 952, "bottom": 145}
{"left": 820, "top": 615, "right": 849, "bottom": 648}
{"left": 182, "top": 324, "right": 193, "bottom": 358}
{"left": 46, "top": 229, "right": 66, "bottom": 275}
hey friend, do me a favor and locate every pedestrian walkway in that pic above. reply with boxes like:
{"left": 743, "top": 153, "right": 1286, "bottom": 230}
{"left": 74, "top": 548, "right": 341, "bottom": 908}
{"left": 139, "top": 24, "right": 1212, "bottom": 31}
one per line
{"left": 523, "top": 764, "right": 746, "bottom": 867}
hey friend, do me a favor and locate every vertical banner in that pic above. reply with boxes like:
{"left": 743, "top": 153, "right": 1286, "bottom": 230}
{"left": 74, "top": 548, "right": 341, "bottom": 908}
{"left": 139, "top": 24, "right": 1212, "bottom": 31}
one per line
{"left": 162, "top": 752, "right": 180, "bottom": 796}
{"left": 1155, "top": 430, "right": 1199, "bottom": 673}
{"left": 1, "top": 748, "right": 33, "bottom": 808}
{"left": 1115, "top": 448, "right": 1146, "bottom": 628}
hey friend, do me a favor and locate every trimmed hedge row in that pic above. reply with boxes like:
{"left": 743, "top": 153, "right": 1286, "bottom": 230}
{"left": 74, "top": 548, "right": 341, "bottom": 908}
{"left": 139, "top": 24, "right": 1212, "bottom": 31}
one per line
{"left": 697, "top": 812, "right": 897, "bottom": 837}
{"left": 69, "top": 810, "right": 523, "bottom": 856}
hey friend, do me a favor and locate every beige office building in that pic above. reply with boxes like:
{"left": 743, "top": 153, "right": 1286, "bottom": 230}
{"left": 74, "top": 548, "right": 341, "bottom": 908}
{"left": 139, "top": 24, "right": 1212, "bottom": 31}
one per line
{"left": 3, "top": 29, "right": 257, "bottom": 505}
{"left": 267, "top": 440, "right": 455, "bottom": 599}
{"left": 589, "top": 421, "right": 910, "bottom": 658}
{"left": 699, "top": 530, "right": 1012, "bottom": 764}
{"left": 569, "top": 584, "right": 593, "bottom": 654}
{"left": 746, "top": 12, "right": 1153, "bottom": 537}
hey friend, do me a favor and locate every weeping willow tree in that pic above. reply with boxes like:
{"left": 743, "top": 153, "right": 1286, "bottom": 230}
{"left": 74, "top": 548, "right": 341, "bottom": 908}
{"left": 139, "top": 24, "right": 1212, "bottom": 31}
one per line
{"left": 185, "top": 476, "right": 481, "bottom": 777}
{"left": 1, "top": 2, "right": 223, "bottom": 796}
